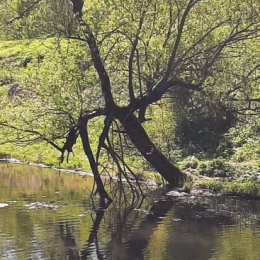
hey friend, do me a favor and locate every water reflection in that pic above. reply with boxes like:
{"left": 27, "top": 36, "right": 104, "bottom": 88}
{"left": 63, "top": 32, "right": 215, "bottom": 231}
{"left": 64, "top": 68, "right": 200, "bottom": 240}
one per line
{"left": 0, "top": 162, "right": 259, "bottom": 260}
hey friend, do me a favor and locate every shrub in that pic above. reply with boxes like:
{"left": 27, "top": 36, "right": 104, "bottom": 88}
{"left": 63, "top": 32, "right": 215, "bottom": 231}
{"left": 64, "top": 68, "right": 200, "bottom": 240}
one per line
{"left": 199, "top": 159, "right": 234, "bottom": 178}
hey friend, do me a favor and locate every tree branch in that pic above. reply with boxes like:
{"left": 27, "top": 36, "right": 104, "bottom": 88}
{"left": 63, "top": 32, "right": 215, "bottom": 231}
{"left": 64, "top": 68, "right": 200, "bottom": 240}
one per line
{"left": 7, "top": 0, "right": 43, "bottom": 24}
{"left": 160, "top": 0, "right": 198, "bottom": 83}
{"left": 70, "top": 0, "right": 116, "bottom": 109}
{"left": 128, "top": 7, "right": 147, "bottom": 102}
{"left": 0, "top": 122, "right": 62, "bottom": 152}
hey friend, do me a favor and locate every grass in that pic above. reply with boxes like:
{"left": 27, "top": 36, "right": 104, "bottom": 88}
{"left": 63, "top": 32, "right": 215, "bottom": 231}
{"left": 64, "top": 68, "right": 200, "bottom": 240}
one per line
{"left": 0, "top": 141, "right": 90, "bottom": 170}
{"left": 195, "top": 178, "right": 260, "bottom": 198}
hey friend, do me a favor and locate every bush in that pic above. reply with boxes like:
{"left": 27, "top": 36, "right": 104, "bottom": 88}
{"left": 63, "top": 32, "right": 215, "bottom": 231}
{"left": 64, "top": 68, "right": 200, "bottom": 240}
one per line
{"left": 199, "top": 159, "right": 234, "bottom": 178}
{"left": 232, "top": 139, "right": 260, "bottom": 162}
{"left": 178, "top": 156, "right": 199, "bottom": 170}
{"left": 197, "top": 178, "right": 260, "bottom": 198}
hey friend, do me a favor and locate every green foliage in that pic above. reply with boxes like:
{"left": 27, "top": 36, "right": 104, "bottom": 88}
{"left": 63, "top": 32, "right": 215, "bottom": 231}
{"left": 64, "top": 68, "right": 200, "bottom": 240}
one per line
{"left": 0, "top": 39, "right": 102, "bottom": 169}
{"left": 0, "top": 0, "right": 76, "bottom": 39}
{"left": 173, "top": 89, "right": 237, "bottom": 154}
{"left": 232, "top": 141, "right": 260, "bottom": 163}
{"left": 182, "top": 175, "right": 193, "bottom": 193}
{"left": 196, "top": 163, "right": 260, "bottom": 198}
{"left": 199, "top": 159, "right": 235, "bottom": 178}
{"left": 144, "top": 100, "right": 176, "bottom": 159}
{"left": 197, "top": 178, "right": 260, "bottom": 198}
{"left": 178, "top": 156, "right": 199, "bottom": 170}
{"left": 217, "top": 123, "right": 260, "bottom": 161}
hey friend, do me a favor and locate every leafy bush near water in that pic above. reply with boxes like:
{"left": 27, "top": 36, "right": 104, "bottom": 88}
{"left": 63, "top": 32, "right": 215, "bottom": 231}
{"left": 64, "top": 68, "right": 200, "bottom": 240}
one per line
{"left": 197, "top": 178, "right": 260, "bottom": 198}
{"left": 199, "top": 159, "right": 235, "bottom": 178}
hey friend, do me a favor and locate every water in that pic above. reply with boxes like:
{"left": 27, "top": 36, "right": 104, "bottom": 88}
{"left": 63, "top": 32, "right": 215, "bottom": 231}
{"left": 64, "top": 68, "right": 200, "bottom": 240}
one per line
{"left": 0, "top": 161, "right": 259, "bottom": 260}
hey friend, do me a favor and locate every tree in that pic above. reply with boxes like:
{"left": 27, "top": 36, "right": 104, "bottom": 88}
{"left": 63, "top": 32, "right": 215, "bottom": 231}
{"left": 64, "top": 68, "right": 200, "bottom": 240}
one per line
{"left": 0, "top": 0, "right": 259, "bottom": 202}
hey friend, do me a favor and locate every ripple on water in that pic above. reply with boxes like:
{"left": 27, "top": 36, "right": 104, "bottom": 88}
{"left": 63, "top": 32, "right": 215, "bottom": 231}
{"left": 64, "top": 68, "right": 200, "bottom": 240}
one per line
{"left": 209, "top": 225, "right": 260, "bottom": 260}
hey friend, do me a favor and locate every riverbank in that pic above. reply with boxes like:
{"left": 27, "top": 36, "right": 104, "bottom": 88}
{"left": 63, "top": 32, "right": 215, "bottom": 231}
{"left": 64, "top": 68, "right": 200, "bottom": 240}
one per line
{"left": 1, "top": 155, "right": 259, "bottom": 199}
{"left": 0, "top": 157, "right": 158, "bottom": 187}
{"left": 181, "top": 159, "right": 260, "bottom": 199}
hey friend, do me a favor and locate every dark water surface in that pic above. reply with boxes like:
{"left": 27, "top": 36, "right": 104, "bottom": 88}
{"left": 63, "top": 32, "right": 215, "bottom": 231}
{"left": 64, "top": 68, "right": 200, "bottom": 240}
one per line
{"left": 0, "top": 162, "right": 259, "bottom": 260}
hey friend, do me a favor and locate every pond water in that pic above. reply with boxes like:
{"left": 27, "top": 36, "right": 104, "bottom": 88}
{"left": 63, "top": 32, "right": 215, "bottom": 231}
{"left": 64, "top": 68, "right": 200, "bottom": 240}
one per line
{"left": 0, "top": 161, "right": 259, "bottom": 260}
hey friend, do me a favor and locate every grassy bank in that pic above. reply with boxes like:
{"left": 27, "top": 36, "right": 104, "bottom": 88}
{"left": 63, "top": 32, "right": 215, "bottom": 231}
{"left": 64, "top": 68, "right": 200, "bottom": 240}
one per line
{"left": 180, "top": 159, "right": 260, "bottom": 198}
{"left": 0, "top": 141, "right": 90, "bottom": 170}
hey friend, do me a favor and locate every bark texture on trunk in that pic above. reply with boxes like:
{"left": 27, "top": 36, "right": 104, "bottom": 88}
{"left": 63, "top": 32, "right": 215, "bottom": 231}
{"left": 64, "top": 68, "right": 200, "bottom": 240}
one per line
{"left": 118, "top": 112, "right": 185, "bottom": 187}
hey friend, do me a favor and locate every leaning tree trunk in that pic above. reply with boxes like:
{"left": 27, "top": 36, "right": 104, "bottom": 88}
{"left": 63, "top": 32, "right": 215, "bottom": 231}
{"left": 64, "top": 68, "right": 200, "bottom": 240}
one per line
{"left": 118, "top": 112, "right": 185, "bottom": 187}
{"left": 70, "top": 0, "right": 185, "bottom": 189}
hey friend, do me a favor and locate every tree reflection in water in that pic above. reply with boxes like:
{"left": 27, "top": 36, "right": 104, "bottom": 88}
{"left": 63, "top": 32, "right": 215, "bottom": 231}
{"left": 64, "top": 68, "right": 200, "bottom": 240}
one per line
{"left": 57, "top": 191, "right": 243, "bottom": 260}
{"left": 1, "top": 163, "right": 259, "bottom": 260}
{"left": 56, "top": 190, "right": 175, "bottom": 260}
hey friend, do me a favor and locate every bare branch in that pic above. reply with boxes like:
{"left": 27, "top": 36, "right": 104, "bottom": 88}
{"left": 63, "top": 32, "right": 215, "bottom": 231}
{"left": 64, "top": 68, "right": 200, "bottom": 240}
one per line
{"left": 128, "top": 7, "right": 147, "bottom": 102}
{"left": 70, "top": 0, "right": 116, "bottom": 109}
{"left": 60, "top": 125, "right": 79, "bottom": 163}
{"left": 78, "top": 117, "right": 111, "bottom": 202}
{"left": 0, "top": 122, "right": 62, "bottom": 152}
{"left": 7, "top": 0, "right": 43, "bottom": 24}
{"left": 96, "top": 116, "right": 113, "bottom": 163}
{"left": 143, "top": 78, "right": 201, "bottom": 107}
{"left": 161, "top": 0, "right": 198, "bottom": 82}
